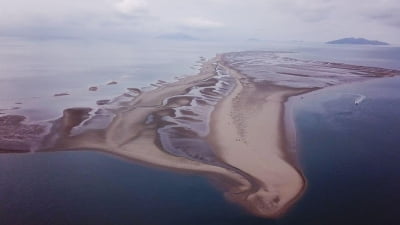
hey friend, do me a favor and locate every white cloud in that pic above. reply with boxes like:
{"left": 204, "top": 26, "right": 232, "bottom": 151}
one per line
{"left": 114, "top": 0, "right": 148, "bottom": 15}
{"left": 181, "top": 17, "right": 224, "bottom": 29}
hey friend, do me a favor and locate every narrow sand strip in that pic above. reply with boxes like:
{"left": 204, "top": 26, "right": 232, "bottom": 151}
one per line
{"left": 208, "top": 63, "right": 307, "bottom": 217}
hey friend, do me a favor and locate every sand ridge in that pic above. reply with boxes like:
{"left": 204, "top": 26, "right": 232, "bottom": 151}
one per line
{"left": 208, "top": 61, "right": 308, "bottom": 217}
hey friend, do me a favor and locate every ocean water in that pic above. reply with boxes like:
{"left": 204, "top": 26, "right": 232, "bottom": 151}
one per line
{"left": 283, "top": 77, "right": 400, "bottom": 225}
{"left": 1, "top": 38, "right": 400, "bottom": 224}
{"left": 2, "top": 38, "right": 397, "bottom": 121}
{"left": 0, "top": 151, "right": 268, "bottom": 225}
{"left": 0, "top": 38, "right": 220, "bottom": 121}
{"left": 291, "top": 44, "right": 400, "bottom": 70}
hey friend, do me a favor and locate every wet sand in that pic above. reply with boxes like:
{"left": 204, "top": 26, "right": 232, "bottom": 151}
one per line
{"left": 1, "top": 51, "right": 399, "bottom": 218}
{"left": 41, "top": 57, "right": 254, "bottom": 195}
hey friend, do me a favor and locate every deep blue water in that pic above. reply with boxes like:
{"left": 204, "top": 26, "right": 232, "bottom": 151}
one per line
{"left": 282, "top": 77, "right": 400, "bottom": 225}
{"left": 0, "top": 151, "right": 270, "bottom": 225}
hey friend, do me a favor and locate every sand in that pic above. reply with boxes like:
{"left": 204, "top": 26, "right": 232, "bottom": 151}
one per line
{"left": 2, "top": 51, "right": 398, "bottom": 219}
{"left": 41, "top": 55, "right": 307, "bottom": 218}
{"left": 208, "top": 62, "right": 308, "bottom": 217}
{"left": 42, "top": 57, "right": 253, "bottom": 196}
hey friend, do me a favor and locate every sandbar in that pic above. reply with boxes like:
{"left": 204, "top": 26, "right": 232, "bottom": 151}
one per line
{"left": 1, "top": 51, "right": 399, "bottom": 218}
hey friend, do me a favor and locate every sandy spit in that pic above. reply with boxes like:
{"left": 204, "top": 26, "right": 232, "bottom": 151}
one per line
{"left": 41, "top": 57, "right": 253, "bottom": 195}
{"left": 207, "top": 59, "right": 308, "bottom": 218}
{"left": 39, "top": 55, "right": 309, "bottom": 218}
{"left": 5, "top": 51, "right": 398, "bottom": 218}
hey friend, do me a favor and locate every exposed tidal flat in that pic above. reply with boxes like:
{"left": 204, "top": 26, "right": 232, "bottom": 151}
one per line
{"left": 1, "top": 41, "right": 400, "bottom": 224}
{"left": 2, "top": 75, "right": 400, "bottom": 225}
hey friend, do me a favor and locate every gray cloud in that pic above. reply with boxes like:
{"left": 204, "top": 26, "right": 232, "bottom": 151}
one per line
{"left": 180, "top": 17, "right": 224, "bottom": 30}
{"left": 0, "top": 0, "right": 398, "bottom": 43}
{"left": 363, "top": 6, "right": 400, "bottom": 28}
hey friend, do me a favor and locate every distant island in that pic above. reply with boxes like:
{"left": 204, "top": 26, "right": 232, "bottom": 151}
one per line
{"left": 247, "top": 38, "right": 263, "bottom": 42}
{"left": 327, "top": 37, "right": 389, "bottom": 45}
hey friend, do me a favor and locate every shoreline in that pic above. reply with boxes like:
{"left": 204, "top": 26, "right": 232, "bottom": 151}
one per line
{"left": 207, "top": 60, "right": 308, "bottom": 218}
{"left": 1, "top": 51, "right": 399, "bottom": 219}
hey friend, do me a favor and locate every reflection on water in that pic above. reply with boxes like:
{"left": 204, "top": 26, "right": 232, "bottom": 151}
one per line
{"left": 1, "top": 38, "right": 398, "bottom": 122}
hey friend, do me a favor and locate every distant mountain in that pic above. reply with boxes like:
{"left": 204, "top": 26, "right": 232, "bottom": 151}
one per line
{"left": 327, "top": 37, "right": 389, "bottom": 45}
{"left": 156, "top": 33, "right": 197, "bottom": 41}
{"left": 247, "top": 38, "right": 263, "bottom": 42}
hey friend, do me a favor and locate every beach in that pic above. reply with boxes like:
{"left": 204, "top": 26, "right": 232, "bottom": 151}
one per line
{"left": 38, "top": 54, "right": 309, "bottom": 217}
{"left": 208, "top": 61, "right": 307, "bottom": 217}
{"left": 1, "top": 51, "right": 399, "bottom": 219}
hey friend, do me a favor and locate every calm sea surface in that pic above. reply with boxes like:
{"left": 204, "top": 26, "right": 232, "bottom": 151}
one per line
{"left": 0, "top": 39, "right": 399, "bottom": 224}
{"left": 283, "top": 76, "right": 400, "bottom": 225}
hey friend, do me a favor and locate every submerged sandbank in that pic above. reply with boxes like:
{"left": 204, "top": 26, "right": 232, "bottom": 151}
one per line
{"left": 0, "top": 51, "right": 399, "bottom": 218}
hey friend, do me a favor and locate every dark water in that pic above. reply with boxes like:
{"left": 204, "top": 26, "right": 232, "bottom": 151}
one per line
{"left": 282, "top": 77, "right": 400, "bottom": 225}
{"left": 0, "top": 151, "right": 270, "bottom": 225}
{"left": 2, "top": 77, "right": 399, "bottom": 225}
{"left": 1, "top": 40, "right": 400, "bottom": 224}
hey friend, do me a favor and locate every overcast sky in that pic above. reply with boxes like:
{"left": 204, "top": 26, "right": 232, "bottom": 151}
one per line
{"left": 0, "top": 0, "right": 399, "bottom": 43}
